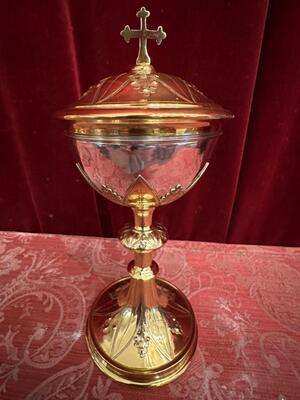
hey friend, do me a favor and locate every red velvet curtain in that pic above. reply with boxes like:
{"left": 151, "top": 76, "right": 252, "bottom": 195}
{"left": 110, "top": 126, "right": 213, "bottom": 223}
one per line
{"left": 1, "top": 0, "right": 299, "bottom": 246}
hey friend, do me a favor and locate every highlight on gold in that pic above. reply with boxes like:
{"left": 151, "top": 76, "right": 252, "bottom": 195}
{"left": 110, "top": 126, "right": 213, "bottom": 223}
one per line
{"left": 60, "top": 6, "right": 233, "bottom": 386}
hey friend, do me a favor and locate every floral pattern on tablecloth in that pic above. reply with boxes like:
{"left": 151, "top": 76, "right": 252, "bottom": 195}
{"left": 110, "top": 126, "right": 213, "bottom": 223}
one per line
{"left": 0, "top": 232, "right": 299, "bottom": 399}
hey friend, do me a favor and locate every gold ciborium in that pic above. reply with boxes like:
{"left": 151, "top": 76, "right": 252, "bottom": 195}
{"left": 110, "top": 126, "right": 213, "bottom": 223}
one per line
{"left": 60, "top": 7, "right": 233, "bottom": 387}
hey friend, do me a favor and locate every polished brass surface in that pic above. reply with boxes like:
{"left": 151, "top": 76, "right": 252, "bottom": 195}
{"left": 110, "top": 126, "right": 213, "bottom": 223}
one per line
{"left": 60, "top": 6, "right": 233, "bottom": 387}
{"left": 61, "top": 6, "right": 233, "bottom": 130}
{"left": 129, "top": 266, "right": 155, "bottom": 281}
{"left": 86, "top": 277, "right": 197, "bottom": 386}
{"left": 120, "top": 7, "right": 166, "bottom": 66}
{"left": 120, "top": 206, "right": 167, "bottom": 252}
{"left": 61, "top": 66, "right": 234, "bottom": 125}
{"left": 71, "top": 126, "right": 207, "bottom": 137}
{"left": 120, "top": 224, "right": 167, "bottom": 252}
{"left": 84, "top": 170, "right": 200, "bottom": 385}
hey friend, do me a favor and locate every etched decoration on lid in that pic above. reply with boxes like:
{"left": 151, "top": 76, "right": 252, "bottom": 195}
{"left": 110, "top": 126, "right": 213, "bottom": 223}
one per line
{"left": 61, "top": 7, "right": 233, "bottom": 129}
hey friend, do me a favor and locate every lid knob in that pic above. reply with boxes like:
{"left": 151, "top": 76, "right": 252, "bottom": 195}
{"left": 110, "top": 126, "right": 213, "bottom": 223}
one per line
{"left": 120, "top": 6, "right": 167, "bottom": 66}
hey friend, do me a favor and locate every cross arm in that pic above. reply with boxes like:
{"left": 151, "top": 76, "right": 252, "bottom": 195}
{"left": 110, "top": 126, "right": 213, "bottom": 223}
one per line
{"left": 146, "top": 27, "right": 167, "bottom": 45}
{"left": 120, "top": 26, "right": 141, "bottom": 43}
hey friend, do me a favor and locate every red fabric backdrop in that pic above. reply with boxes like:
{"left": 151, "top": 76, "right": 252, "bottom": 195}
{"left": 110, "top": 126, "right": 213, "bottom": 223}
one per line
{"left": 0, "top": 0, "right": 299, "bottom": 246}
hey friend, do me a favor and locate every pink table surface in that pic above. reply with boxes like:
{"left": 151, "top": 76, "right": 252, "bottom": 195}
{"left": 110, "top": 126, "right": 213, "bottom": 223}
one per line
{"left": 0, "top": 231, "right": 300, "bottom": 400}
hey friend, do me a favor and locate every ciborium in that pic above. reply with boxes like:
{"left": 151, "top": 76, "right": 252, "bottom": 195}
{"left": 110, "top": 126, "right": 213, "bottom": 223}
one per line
{"left": 60, "top": 7, "right": 233, "bottom": 387}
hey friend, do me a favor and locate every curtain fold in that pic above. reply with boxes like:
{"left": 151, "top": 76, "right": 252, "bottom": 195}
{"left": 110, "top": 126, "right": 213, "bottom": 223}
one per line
{"left": 228, "top": 0, "right": 300, "bottom": 246}
{"left": 0, "top": 0, "right": 299, "bottom": 246}
{"left": 223, "top": 3, "right": 269, "bottom": 240}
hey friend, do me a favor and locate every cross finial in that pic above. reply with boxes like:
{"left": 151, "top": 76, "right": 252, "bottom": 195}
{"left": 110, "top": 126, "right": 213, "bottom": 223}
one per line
{"left": 120, "top": 7, "right": 167, "bottom": 65}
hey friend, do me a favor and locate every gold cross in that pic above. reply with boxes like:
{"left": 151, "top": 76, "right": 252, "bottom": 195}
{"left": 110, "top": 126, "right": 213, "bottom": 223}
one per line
{"left": 120, "top": 7, "right": 167, "bottom": 65}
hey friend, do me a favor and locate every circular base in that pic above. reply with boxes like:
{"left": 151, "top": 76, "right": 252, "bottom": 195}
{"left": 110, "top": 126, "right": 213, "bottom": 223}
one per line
{"left": 86, "top": 277, "right": 197, "bottom": 387}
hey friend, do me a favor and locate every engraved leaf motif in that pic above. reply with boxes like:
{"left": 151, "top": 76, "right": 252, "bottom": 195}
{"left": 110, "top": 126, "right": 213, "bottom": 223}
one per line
{"left": 25, "top": 359, "right": 94, "bottom": 400}
{"left": 109, "top": 308, "right": 137, "bottom": 359}
{"left": 159, "top": 73, "right": 195, "bottom": 104}
{"left": 96, "top": 74, "right": 130, "bottom": 104}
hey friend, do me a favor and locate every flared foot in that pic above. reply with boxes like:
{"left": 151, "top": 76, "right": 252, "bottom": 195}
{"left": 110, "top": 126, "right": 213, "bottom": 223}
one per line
{"left": 86, "top": 277, "right": 197, "bottom": 387}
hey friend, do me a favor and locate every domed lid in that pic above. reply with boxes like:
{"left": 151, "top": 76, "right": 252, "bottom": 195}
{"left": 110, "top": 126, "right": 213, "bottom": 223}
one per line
{"left": 61, "top": 7, "right": 233, "bottom": 133}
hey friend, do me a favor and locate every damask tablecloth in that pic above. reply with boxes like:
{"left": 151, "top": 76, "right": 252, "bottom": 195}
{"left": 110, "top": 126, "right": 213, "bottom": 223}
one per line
{"left": 0, "top": 231, "right": 300, "bottom": 400}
